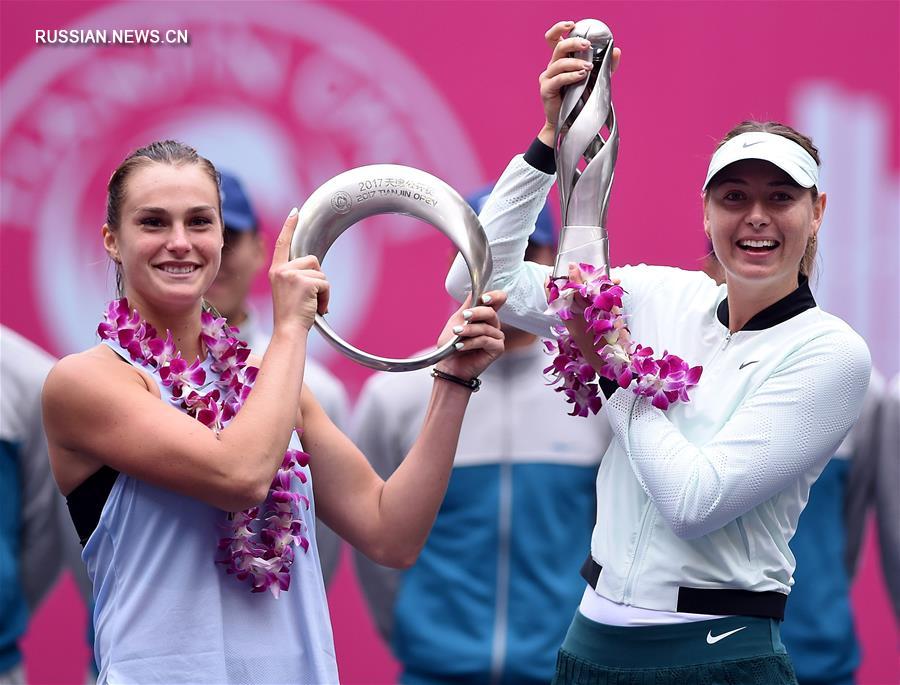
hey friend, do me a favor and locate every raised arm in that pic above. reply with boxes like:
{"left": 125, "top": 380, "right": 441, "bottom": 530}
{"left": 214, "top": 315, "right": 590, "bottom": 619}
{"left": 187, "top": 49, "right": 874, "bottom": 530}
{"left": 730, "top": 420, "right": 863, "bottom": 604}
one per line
{"left": 446, "top": 152, "right": 556, "bottom": 338}
{"left": 446, "top": 21, "right": 621, "bottom": 339}
{"left": 44, "top": 210, "right": 327, "bottom": 512}
{"left": 349, "top": 373, "right": 420, "bottom": 640}
{"left": 605, "top": 331, "right": 871, "bottom": 539}
{"left": 306, "top": 294, "right": 506, "bottom": 569}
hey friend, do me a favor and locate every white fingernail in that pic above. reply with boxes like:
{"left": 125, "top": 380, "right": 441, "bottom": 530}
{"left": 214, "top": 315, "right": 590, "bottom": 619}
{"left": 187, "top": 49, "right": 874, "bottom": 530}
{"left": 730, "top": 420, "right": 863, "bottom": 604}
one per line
{"left": 481, "top": 294, "right": 492, "bottom": 304}
{"left": 452, "top": 325, "right": 464, "bottom": 334}
{"left": 288, "top": 207, "right": 299, "bottom": 218}
{"left": 454, "top": 342, "right": 464, "bottom": 351}
{"left": 462, "top": 310, "right": 473, "bottom": 320}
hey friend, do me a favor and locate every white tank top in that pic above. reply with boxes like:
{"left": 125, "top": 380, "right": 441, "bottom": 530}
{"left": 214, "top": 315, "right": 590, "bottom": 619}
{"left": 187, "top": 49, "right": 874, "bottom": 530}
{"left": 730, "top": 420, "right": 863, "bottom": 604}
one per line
{"left": 85, "top": 342, "right": 338, "bottom": 684}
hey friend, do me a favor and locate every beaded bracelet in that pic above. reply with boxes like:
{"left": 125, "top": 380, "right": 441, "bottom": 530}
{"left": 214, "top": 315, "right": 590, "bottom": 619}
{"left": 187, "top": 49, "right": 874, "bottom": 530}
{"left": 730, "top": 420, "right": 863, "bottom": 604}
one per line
{"left": 431, "top": 368, "right": 482, "bottom": 393}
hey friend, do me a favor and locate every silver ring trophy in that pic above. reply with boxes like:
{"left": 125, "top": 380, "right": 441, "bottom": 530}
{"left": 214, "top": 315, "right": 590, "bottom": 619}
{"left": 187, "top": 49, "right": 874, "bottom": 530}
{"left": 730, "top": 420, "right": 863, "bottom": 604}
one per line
{"left": 290, "top": 165, "right": 493, "bottom": 372}
{"left": 553, "top": 19, "right": 618, "bottom": 278}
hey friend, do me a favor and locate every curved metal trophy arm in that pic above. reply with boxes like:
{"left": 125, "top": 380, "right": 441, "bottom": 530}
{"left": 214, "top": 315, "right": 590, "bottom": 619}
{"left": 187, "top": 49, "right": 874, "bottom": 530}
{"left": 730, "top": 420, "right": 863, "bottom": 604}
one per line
{"left": 554, "top": 19, "right": 618, "bottom": 278}
{"left": 290, "top": 164, "right": 493, "bottom": 372}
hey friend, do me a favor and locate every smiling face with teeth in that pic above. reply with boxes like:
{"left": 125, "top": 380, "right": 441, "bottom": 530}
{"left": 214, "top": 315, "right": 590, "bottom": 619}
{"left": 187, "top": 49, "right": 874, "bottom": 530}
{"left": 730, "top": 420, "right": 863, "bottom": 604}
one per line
{"left": 704, "top": 158, "right": 825, "bottom": 303}
{"left": 102, "top": 161, "right": 224, "bottom": 314}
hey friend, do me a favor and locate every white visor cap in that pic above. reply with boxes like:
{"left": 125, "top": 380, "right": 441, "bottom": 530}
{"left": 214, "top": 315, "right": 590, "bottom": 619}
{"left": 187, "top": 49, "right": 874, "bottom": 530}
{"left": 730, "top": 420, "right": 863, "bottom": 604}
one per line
{"left": 703, "top": 131, "right": 819, "bottom": 191}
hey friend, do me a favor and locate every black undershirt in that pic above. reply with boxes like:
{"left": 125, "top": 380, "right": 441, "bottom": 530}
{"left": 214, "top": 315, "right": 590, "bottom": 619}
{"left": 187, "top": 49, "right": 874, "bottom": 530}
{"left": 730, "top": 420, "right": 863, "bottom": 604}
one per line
{"left": 66, "top": 465, "right": 120, "bottom": 547}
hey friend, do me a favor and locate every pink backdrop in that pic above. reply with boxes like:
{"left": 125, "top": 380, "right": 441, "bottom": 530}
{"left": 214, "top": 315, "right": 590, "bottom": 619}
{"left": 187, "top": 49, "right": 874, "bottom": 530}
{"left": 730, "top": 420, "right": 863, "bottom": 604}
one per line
{"left": 1, "top": 1, "right": 897, "bottom": 683}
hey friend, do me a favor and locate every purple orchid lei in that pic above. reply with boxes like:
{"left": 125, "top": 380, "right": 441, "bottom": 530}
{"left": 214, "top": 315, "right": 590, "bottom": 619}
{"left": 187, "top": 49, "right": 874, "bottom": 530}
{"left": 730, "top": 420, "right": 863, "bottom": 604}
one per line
{"left": 543, "top": 264, "right": 702, "bottom": 416}
{"left": 98, "top": 298, "right": 310, "bottom": 597}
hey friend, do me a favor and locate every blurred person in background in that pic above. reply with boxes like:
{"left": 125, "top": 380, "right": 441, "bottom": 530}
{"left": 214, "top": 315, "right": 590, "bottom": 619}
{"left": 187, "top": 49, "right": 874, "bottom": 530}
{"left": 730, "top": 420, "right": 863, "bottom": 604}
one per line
{"left": 0, "top": 326, "right": 90, "bottom": 685}
{"left": 353, "top": 188, "right": 611, "bottom": 685}
{"left": 204, "top": 171, "right": 349, "bottom": 584}
{"left": 875, "top": 375, "right": 900, "bottom": 626}
{"left": 703, "top": 247, "right": 897, "bottom": 685}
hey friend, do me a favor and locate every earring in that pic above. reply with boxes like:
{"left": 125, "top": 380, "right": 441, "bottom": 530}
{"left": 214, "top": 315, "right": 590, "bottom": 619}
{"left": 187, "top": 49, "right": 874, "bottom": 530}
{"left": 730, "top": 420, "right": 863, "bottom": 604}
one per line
{"left": 115, "top": 268, "right": 124, "bottom": 298}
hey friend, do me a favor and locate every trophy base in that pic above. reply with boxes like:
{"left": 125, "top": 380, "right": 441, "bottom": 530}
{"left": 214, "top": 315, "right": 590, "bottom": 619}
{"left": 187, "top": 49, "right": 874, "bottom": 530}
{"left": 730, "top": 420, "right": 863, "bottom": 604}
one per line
{"left": 553, "top": 226, "right": 609, "bottom": 278}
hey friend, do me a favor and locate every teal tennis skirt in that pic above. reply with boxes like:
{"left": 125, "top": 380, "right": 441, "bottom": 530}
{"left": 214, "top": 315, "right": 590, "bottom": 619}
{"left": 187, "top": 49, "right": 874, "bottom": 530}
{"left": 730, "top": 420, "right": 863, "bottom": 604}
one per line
{"left": 553, "top": 611, "right": 797, "bottom": 685}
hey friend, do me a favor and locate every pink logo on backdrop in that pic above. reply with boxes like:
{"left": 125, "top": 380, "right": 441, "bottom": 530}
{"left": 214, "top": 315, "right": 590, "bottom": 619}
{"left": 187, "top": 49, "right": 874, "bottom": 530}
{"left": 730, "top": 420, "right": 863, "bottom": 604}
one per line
{"left": 0, "top": 2, "right": 482, "bottom": 355}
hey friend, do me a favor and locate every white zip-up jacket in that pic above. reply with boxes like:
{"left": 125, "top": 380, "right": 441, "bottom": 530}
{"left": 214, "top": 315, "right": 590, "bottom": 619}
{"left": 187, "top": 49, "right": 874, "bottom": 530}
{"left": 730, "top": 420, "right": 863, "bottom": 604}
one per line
{"left": 446, "top": 151, "right": 871, "bottom": 614}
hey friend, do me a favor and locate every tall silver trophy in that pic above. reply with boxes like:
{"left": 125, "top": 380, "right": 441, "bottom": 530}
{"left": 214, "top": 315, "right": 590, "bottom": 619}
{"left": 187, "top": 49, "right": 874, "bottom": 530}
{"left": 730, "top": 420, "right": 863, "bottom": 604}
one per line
{"left": 290, "top": 165, "right": 493, "bottom": 372}
{"left": 553, "top": 19, "right": 618, "bottom": 278}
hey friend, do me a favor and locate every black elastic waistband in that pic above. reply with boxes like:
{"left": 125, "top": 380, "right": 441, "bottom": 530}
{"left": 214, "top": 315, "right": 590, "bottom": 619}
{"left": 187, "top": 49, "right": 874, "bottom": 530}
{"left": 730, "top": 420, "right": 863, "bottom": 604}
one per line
{"left": 580, "top": 555, "right": 787, "bottom": 620}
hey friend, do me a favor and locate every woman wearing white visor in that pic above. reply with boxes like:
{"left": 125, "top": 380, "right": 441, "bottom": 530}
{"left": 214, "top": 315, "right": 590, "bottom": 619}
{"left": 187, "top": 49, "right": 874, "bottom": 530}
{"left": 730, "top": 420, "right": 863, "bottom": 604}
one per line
{"left": 446, "top": 21, "right": 871, "bottom": 684}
